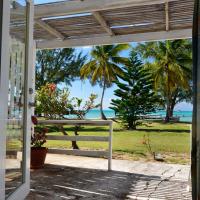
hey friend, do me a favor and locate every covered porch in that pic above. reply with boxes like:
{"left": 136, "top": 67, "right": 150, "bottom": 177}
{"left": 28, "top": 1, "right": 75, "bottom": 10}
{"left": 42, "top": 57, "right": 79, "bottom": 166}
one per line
{"left": 1, "top": 0, "right": 200, "bottom": 199}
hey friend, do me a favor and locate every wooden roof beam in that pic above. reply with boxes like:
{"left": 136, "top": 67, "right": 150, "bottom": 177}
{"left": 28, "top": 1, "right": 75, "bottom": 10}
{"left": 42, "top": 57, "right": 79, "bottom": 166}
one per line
{"left": 165, "top": 1, "right": 169, "bottom": 31}
{"left": 92, "top": 11, "right": 114, "bottom": 36}
{"left": 35, "top": 19, "right": 65, "bottom": 40}
{"left": 34, "top": 0, "right": 178, "bottom": 19}
{"left": 36, "top": 28, "right": 192, "bottom": 49}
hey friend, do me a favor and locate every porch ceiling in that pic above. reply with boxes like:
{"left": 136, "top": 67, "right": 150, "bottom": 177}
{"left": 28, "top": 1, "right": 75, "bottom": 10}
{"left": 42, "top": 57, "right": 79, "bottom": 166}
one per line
{"left": 12, "top": 0, "right": 194, "bottom": 49}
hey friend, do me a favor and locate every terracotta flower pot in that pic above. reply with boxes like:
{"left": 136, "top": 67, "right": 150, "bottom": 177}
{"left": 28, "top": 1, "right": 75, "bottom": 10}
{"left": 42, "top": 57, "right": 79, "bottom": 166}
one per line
{"left": 31, "top": 147, "right": 47, "bottom": 169}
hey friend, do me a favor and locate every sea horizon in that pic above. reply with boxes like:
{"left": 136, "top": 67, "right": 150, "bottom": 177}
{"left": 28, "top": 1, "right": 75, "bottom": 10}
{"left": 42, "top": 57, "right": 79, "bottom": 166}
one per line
{"left": 85, "top": 109, "right": 193, "bottom": 122}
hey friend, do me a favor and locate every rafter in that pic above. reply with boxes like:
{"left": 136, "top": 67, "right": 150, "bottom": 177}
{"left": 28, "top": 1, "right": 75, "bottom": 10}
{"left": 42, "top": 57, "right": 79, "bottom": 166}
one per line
{"left": 37, "top": 29, "right": 192, "bottom": 49}
{"left": 92, "top": 11, "right": 114, "bottom": 36}
{"left": 34, "top": 0, "right": 178, "bottom": 19}
{"left": 35, "top": 19, "right": 65, "bottom": 40}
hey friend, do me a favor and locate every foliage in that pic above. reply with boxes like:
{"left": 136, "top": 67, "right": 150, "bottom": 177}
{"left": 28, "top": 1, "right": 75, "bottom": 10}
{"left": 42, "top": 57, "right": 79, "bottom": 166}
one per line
{"left": 35, "top": 83, "right": 99, "bottom": 149}
{"left": 35, "top": 83, "right": 98, "bottom": 120}
{"left": 31, "top": 116, "right": 47, "bottom": 148}
{"left": 142, "top": 133, "right": 155, "bottom": 159}
{"left": 72, "top": 94, "right": 99, "bottom": 119}
{"left": 31, "top": 128, "right": 48, "bottom": 148}
{"left": 35, "top": 83, "right": 73, "bottom": 119}
{"left": 80, "top": 44, "right": 130, "bottom": 119}
{"left": 36, "top": 48, "right": 87, "bottom": 89}
{"left": 136, "top": 39, "right": 192, "bottom": 122}
{"left": 110, "top": 51, "right": 160, "bottom": 129}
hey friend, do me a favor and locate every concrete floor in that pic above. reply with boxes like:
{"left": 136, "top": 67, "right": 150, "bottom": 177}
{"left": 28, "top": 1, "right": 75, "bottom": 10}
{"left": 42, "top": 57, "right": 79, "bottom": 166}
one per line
{"left": 26, "top": 154, "right": 191, "bottom": 200}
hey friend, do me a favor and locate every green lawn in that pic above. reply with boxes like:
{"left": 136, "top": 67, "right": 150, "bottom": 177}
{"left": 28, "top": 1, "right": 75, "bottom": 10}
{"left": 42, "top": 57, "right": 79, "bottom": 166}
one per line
{"left": 44, "top": 120, "right": 191, "bottom": 164}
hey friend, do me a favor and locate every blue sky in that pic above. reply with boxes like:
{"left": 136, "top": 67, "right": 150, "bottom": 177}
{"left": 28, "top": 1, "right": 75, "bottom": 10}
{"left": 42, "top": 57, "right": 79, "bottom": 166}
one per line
{"left": 35, "top": 0, "right": 193, "bottom": 111}
{"left": 34, "top": 0, "right": 66, "bottom": 4}
{"left": 34, "top": 0, "right": 64, "bottom": 4}
{"left": 63, "top": 46, "right": 193, "bottom": 111}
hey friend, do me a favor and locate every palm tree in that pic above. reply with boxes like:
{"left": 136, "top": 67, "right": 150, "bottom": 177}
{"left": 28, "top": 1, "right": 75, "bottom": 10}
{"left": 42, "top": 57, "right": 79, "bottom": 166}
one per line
{"left": 80, "top": 44, "right": 130, "bottom": 119}
{"left": 136, "top": 40, "right": 192, "bottom": 122}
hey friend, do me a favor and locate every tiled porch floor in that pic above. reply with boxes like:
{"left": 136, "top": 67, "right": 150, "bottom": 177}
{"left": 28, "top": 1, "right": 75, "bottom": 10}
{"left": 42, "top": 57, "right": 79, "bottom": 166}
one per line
{"left": 26, "top": 154, "right": 191, "bottom": 200}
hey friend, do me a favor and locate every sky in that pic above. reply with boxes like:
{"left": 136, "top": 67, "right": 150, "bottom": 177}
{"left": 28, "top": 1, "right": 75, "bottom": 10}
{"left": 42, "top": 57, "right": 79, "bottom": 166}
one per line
{"left": 17, "top": 0, "right": 64, "bottom": 6}
{"left": 34, "top": 0, "right": 65, "bottom": 4}
{"left": 62, "top": 46, "right": 193, "bottom": 111}
{"left": 34, "top": 0, "right": 193, "bottom": 111}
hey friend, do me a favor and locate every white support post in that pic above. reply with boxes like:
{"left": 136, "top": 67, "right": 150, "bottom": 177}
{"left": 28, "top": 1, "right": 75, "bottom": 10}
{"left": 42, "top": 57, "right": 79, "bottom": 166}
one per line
{"left": 108, "top": 121, "right": 113, "bottom": 171}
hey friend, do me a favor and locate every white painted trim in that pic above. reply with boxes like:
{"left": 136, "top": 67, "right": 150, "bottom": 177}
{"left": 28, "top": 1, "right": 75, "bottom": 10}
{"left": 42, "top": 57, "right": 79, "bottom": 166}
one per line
{"left": 47, "top": 135, "right": 109, "bottom": 142}
{"left": 0, "top": 1, "right": 10, "bottom": 199}
{"left": 34, "top": 0, "right": 178, "bottom": 19}
{"left": 48, "top": 149, "right": 108, "bottom": 157}
{"left": 23, "top": 0, "right": 34, "bottom": 194}
{"left": 108, "top": 122, "right": 113, "bottom": 171}
{"left": 6, "top": 184, "right": 29, "bottom": 200}
{"left": 36, "top": 29, "right": 192, "bottom": 49}
{"left": 38, "top": 119, "right": 113, "bottom": 126}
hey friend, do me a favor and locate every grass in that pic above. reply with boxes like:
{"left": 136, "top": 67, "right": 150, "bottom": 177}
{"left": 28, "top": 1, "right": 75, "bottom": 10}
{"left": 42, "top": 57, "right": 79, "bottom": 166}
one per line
{"left": 43, "top": 120, "right": 191, "bottom": 164}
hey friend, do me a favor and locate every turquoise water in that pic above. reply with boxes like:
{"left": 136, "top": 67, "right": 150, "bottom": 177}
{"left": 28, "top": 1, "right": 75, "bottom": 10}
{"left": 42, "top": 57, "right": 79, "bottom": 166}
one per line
{"left": 85, "top": 109, "right": 192, "bottom": 122}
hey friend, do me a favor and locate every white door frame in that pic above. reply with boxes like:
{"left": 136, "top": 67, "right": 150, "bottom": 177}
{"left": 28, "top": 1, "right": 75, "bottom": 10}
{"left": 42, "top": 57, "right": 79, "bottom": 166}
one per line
{"left": 0, "top": 0, "right": 34, "bottom": 199}
{"left": 0, "top": 0, "right": 11, "bottom": 199}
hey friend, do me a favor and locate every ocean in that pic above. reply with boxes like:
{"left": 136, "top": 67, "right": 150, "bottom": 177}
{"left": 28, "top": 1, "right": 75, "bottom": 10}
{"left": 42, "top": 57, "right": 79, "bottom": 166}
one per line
{"left": 85, "top": 109, "right": 193, "bottom": 122}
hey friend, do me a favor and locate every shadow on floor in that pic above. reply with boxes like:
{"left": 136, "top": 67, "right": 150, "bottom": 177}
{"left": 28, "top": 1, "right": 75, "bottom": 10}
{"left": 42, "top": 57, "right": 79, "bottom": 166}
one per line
{"left": 26, "top": 164, "right": 191, "bottom": 200}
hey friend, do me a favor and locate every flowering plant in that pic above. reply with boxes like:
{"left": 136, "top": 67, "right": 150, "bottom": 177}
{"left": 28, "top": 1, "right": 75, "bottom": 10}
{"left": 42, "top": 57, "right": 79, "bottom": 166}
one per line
{"left": 31, "top": 116, "right": 47, "bottom": 148}
{"left": 35, "top": 83, "right": 73, "bottom": 119}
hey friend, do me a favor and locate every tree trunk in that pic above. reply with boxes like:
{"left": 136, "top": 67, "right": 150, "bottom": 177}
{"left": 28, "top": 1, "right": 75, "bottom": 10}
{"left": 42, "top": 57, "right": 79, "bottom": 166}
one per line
{"left": 169, "top": 102, "right": 176, "bottom": 118}
{"left": 58, "top": 125, "right": 79, "bottom": 149}
{"left": 127, "top": 119, "right": 137, "bottom": 130}
{"left": 72, "top": 126, "right": 80, "bottom": 150}
{"left": 165, "top": 63, "right": 171, "bottom": 123}
{"left": 100, "top": 80, "right": 107, "bottom": 120}
{"left": 165, "top": 104, "right": 170, "bottom": 122}
{"left": 169, "top": 92, "right": 177, "bottom": 118}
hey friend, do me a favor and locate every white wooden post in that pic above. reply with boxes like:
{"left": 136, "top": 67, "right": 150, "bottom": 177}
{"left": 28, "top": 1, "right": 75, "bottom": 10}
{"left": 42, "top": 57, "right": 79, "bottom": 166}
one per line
{"left": 108, "top": 121, "right": 113, "bottom": 171}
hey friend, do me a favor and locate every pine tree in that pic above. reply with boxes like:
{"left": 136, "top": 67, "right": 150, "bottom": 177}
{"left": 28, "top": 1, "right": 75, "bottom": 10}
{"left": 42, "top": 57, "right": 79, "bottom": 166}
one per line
{"left": 110, "top": 51, "right": 159, "bottom": 130}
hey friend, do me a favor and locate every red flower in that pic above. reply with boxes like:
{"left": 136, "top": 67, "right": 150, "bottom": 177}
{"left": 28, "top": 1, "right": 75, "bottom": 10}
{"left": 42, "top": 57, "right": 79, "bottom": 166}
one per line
{"left": 48, "top": 83, "right": 56, "bottom": 92}
{"left": 31, "top": 116, "right": 38, "bottom": 125}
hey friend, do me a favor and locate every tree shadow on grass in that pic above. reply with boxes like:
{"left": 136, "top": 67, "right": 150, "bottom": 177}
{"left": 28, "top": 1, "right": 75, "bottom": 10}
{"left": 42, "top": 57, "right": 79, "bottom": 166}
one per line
{"left": 46, "top": 126, "right": 109, "bottom": 133}
{"left": 136, "top": 128, "right": 190, "bottom": 133}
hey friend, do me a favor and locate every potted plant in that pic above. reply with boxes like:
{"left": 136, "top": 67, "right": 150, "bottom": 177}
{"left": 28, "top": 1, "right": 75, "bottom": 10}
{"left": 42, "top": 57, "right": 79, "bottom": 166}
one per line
{"left": 31, "top": 116, "right": 48, "bottom": 169}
